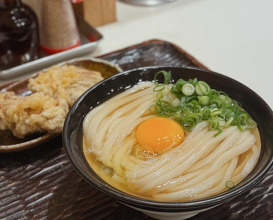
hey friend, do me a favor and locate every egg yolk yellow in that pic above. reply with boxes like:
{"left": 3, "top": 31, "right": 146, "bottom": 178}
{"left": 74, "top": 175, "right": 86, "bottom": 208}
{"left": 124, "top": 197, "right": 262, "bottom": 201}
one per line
{"left": 135, "top": 117, "right": 184, "bottom": 154}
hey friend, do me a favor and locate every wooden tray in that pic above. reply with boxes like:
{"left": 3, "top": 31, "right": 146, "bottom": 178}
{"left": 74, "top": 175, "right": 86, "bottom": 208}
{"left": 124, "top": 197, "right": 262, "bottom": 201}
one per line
{"left": 1, "top": 39, "right": 272, "bottom": 220}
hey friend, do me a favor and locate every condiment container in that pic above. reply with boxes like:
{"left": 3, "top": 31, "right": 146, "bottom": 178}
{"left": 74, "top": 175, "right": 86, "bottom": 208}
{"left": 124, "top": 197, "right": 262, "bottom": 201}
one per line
{"left": 0, "top": 0, "right": 39, "bottom": 70}
{"left": 40, "top": 0, "right": 80, "bottom": 54}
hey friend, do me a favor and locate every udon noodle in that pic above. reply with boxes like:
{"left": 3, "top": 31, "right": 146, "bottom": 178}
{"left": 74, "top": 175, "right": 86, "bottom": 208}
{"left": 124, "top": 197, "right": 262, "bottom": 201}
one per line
{"left": 83, "top": 81, "right": 260, "bottom": 202}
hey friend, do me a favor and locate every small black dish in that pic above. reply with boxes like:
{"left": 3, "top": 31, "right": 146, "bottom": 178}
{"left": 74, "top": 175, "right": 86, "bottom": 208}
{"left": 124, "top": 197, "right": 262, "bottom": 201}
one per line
{"left": 63, "top": 66, "right": 273, "bottom": 220}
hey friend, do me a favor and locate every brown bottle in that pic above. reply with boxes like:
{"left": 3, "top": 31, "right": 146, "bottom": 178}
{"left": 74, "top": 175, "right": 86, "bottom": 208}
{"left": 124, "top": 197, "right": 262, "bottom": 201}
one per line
{"left": 0, "top": 0, "right": 39, "bottom": 70}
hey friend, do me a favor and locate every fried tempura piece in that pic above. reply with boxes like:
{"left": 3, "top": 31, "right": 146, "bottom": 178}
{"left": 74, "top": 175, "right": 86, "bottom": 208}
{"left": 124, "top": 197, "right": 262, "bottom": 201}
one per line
{"left": 0, "top": 91, "right": 68, "bottom": 138}
{"left": 28, "top": 64, "right": 104, "bottom": 106}
{"left": 0, "top": 64, "right": 103, "bottom": 139}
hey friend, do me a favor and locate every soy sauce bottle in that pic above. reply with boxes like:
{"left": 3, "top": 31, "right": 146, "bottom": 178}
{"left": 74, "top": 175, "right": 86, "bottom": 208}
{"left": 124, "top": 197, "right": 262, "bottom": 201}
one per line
{"left": 0, "top": 0, "right": 39, "bottom": 70}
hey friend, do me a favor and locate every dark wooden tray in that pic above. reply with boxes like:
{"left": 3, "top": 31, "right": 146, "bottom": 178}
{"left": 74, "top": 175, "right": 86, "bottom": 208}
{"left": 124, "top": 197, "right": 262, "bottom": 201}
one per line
{"left": 1, "top": 39, "right": 272, "bottom": 220}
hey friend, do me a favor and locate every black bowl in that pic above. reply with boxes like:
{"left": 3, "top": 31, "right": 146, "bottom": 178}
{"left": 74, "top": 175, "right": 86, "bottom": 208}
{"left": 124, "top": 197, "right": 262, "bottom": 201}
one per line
{"left": 63, "top": 66, "right": 273, "bottom": 219}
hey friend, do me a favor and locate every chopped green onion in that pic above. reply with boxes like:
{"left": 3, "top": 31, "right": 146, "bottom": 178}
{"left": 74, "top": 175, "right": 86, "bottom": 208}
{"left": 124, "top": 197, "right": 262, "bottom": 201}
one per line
{"left": 154, "top": 70, "right": 171, "bottom": 85}
{"left": 171, "top": 98, "right": 180, "bottom": 107}
{"left": 182, "top": 83, "right": 195, "bottom": 96}
{"left": 151, "top": 71, "right": 256, "bottom": 136}
{"left": 195, "top": 81, "right": 210, "bottom": 95}
{"left": 248, "top": 119, "right": 257, "bottom": 129}
{"left": 208, "top": 89, "right": 220, "bottom": 97}
{"left": 153, "top": 84, "right": 165, "bottom": 92}
{"left": 210, "top": 109, "right": 222, "bottom": 117}
{"left": 209, "top": 119, "right": 219, "bottom": 130}
{"left": 198, "top": 96, "right": 210, "bottom": 106}
{"left": 225, "top": 117, "right": 234, "bottom": 127}
{"left": 202, "top": 107, "right": 211, "bottom": 119}
{"left": 176, "top": 79, "right": 188, "bottom": 89}
{"left": 188, "top": 78, "right": 198, "bottom": 86}
{"left": 182, "top": 113, "right": 200, "bottom": 131}
{"left": 156, "top": 91, "right": 164, "bottom": 98}
{"left": 225, "top": 180, "right": 235, "bottom": 189}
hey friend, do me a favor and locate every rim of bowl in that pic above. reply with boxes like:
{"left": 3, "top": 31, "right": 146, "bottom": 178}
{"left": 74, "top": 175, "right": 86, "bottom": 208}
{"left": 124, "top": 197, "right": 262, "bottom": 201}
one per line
{"left": 63, "top": 66, "right": 273, "bottom": 211}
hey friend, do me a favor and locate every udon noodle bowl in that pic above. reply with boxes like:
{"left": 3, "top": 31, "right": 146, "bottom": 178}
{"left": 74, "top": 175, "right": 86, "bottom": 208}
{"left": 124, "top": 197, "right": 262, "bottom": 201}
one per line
{"left": 82, "top": 71, "right": 260, "bottom": 202}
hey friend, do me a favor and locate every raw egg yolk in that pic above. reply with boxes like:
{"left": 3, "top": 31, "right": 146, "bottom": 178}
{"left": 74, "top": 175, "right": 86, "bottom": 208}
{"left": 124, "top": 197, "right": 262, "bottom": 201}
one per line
{"left": 135, "top": 117, "right": 184, "bottom": 154}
